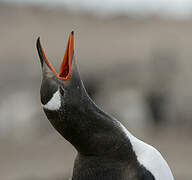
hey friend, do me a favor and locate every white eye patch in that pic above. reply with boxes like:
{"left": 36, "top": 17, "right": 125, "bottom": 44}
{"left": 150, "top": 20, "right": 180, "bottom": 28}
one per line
{"left": 42, "top": 90, "right": 61, "bottom": 110}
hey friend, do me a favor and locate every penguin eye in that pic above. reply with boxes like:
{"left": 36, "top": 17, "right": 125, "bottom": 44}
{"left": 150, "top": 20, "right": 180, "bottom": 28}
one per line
{"left": 59, "top": 86, "right": 64, "bottom": 96}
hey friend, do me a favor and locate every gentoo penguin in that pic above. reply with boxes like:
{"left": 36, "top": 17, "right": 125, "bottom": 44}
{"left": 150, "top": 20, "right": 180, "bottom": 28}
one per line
{"left": 36, "top": 31, "right": 174, "bottom": 180}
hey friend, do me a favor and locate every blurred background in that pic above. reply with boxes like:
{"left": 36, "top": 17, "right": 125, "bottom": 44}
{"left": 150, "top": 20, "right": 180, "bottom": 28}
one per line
{"left": 0, "top": 0, "right": 192, "bottom": 179}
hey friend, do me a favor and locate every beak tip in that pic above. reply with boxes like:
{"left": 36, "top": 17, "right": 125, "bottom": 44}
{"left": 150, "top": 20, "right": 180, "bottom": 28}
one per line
{"left": 36, "top": 37, "right": 44, "bottom": 68}
{"left": 71, "top": 30, "right": 74, "bottom": 35}
{"left": 36, "top": 37, "right": 41, "bottom": 48}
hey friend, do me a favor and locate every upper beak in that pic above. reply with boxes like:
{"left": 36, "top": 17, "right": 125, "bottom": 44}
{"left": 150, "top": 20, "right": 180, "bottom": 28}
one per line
{"left": 36, "top": 31, "right": 74, "bottom": 81}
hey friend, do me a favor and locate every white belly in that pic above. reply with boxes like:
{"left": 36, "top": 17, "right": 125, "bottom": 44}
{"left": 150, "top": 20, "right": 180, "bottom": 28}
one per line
{"left": 118, "top": 122, "right": 174, "bottom": 180}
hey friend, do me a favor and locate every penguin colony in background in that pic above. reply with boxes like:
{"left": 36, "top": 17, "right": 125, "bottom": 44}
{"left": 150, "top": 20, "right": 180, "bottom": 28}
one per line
{"left": 36, "top": 31, "right": 174, "bottom": 180}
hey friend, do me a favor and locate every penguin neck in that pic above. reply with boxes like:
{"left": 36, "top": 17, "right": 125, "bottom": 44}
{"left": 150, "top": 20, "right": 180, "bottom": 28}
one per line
{"left": 45, "top": 83, "right": 136, "bottom": 161}
{"left": 72, "top": 88, "right": 136, "bottom": 156}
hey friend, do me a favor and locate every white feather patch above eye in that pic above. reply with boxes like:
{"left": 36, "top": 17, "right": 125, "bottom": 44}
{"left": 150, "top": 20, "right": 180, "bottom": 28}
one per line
{"left": 42, "top": 90, "right": 61, "bottom": 110}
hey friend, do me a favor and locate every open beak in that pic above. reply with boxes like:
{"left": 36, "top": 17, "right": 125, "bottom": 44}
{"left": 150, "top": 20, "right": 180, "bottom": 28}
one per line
{"left": 37, "top": 31, "right": 74, "bottom": 81}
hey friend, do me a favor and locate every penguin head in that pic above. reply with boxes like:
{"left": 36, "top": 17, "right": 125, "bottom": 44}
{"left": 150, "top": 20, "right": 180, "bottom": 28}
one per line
{"left": 36, "top": 31, "right": 84, "bottom": 114}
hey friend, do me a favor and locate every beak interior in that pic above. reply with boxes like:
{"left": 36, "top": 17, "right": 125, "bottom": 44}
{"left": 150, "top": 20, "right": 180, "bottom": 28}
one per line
{"left": 58, "top": 31, "right": 74, "bottom": 80}
{"left": 37, "top": 31, "right": 74, "bottom": 81}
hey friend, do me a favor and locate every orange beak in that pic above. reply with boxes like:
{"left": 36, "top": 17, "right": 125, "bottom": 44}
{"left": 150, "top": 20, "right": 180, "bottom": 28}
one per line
{"left": 39, "top": 31, "right": 74, "bottom": 81}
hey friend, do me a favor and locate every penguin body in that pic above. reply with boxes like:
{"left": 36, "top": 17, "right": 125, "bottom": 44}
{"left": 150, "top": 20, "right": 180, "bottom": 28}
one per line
{"left": 36, "top": 32, "right": 174, "bottom": 180}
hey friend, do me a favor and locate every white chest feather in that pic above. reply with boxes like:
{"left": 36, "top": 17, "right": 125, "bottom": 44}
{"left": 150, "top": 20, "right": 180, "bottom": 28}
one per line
{"left": 42, "top": 90, "right": 61, "bottom": 110}
{"left": 118, "top": 122, "right": 174, "bottom": 180}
